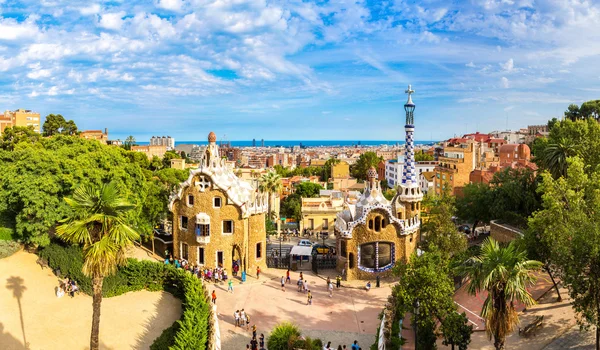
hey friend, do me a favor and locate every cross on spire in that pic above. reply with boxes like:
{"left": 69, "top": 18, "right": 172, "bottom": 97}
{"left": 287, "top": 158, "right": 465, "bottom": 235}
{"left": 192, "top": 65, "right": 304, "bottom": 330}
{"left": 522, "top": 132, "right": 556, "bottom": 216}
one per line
{"left": 405, "top": 84, "right": 414, "bottom": 105}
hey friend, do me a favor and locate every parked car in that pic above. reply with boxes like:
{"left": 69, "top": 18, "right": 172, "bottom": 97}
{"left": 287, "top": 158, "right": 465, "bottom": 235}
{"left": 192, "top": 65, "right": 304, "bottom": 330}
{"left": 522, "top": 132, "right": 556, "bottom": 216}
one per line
{"left": 312, "top": 244, "right": 335, "bottom": 255}
{"left": 298, "top": 239, "right": 313, "bottom": 247}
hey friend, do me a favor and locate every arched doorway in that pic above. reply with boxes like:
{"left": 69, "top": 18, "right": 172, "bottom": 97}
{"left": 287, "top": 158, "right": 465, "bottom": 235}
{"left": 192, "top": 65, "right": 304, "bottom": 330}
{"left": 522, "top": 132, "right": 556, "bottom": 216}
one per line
{"left": 231, "top": 244, "right": 244, "bottom": 274}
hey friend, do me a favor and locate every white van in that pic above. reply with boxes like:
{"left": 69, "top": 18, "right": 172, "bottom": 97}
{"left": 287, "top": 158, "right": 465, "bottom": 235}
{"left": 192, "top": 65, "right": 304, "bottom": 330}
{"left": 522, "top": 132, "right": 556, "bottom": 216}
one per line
{"left": 298, "top": 239, "right": 313, "bottom": 247}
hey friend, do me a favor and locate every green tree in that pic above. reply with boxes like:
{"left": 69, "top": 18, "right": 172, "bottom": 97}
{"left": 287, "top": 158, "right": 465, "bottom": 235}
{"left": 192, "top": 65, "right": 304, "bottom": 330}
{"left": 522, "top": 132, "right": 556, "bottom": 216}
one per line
{"left": 162, "top": 150, "right": 180, "bottom": 168}
{"left": 488, "top": 168, "right": 540, "bottom": 228}
{"left": 0, "top": 126, "right": 41, "bottom": 151}
{"left": 457, "top": 238, "right": 541, "bottom": 350}
{"left": 149, "top": 155, "right": 163, "bottom": 171}
{"left": 580, "top": 99, "right": 600, "bottom": 121}
{"left": 539, "top": 138, "right": 576, "bottom": 179}
{"left": 455, "top": 182, "right": 493, "bottom": 233}
{"left": 564, "top": 103, "right": 581, "bottom": 121}
{"left": 42, "top": 114, "right": 78, "bottom": 136}
{"left": 259, "top": 171, "right": 283, "bottom": 219}
{"left": 440, "top": 311, "right": 473, "bottom": 350}
{"left": 56, "top": 182, "right": 140, "bottom": 350}
{"left": 529, "top": 157, "right": 600, "bottom": 347}
{"left": 322, "top": 158, "right": 341, "bottom": 182}
{"left": 521, "top": 228, "right": 562, "bottom": 302}
{"left": 393, "top": 249, "right": 458, "bottom": 350}
{"left": 267, "top": 322, "right": 302, "bottom": 350}
{"left": 294, "top": 182, "right": 323, "bottom": 198}
{"left": 280, "top": 194, "right": 302, "bottom": 223}
{"left": 124, "top": 135, "right": 136, "bottom": 150}
{"left": 421, "top": 189, "right": 466, "bottom": 257}
{"left": 351, "top": 152, "right": 383, "bottom": 181}
{"left": 415, "top": 150, "right": 434, "bottom": 162}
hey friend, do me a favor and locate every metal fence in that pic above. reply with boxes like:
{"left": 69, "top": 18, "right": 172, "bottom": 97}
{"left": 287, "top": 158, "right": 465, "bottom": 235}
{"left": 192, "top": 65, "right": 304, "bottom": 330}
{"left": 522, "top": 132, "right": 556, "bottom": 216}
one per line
{"left": 312, "top": 255, "right": 337, "bottom": 273}
{"left": 267, "top": 255, "right": 290, "bottom": 269}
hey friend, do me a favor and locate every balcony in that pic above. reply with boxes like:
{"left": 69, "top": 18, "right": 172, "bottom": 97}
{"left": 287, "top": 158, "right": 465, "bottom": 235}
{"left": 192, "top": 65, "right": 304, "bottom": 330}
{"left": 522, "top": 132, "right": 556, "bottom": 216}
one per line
{"left": 438, "top": 156, "right": 465, "bottom": 164}
{"left": 195, "top": 234, "right": 210, "bottom": 244}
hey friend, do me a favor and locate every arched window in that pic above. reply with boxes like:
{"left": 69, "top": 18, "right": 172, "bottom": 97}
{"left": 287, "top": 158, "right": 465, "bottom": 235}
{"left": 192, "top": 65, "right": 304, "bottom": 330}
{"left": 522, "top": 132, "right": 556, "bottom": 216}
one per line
{"left": 359, "top": 242, "right": 394, "bottom": 272}
{"left": 382, "top": 218, "right": 387, "bottom": 228}
{"left": 374, "top": 216, "right": 381, "bottom": 232}
{"left": 368, "top": 220, "right": 373, "bottom": 230}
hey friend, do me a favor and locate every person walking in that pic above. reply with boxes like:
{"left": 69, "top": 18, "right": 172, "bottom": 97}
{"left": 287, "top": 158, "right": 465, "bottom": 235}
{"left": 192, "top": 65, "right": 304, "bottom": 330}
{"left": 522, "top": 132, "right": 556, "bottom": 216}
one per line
{"left": 256, "top": 266, "right": 261, "bottom": 279}
{"left": 228, "top": 279, "right": 234, "bottom": 293}
{"left": 250, "top": 336, "right": 258, "bottom": 350}
{"left": 351, "top": 340, "right": 359, "bottom": 350}
{"left": 328, "top": 281, "right": 333, "bottom": 298}
{"left": 336, "top": 275, "right": 341, "bottom": 288}
{"left": 245, "top": 314, "right": 251, "bottom": 330}
{"left": 252, "top": 324, "right": 257, "bottom": 339}
{"left": 259, "top": 333, "right": 265, "bottom": 349}
{"left": 326, "top": 276, "right": 331, "bottom": 286}
{"left": 281, "top": 276, "right": 286, "bottom": 292}
{"left": 297, "top": 278, "right": 303, "bottom": 292}
{"left": 234, "top": 310, "right": 240, "bottom": 327}
{"left": 303, "top": 280, "right": 308, "bottom": 293}
{"left": 324, "top": 341, "right": 332, "bottom": 349}
{"left": 299, "top": 271, "right": 303, "bottom": 280}
{"left": 211, "top": 290, "right": 217, "bottom": 304}
{"left": 307, "top": 290, "right": 312, "bottom": 305}
{"left": 286, "top": 269, "right": 291, "bottom": 284}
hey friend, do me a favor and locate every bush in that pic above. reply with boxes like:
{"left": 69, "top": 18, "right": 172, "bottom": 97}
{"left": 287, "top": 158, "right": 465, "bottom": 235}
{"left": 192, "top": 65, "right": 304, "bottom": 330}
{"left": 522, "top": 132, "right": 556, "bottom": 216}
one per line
{"left": 0, "top": 227, "right": 14, "bottom": 241}
{"left": 38, "top": 242, "right": 213, "bottom": 350}
{"left": 267, "top": 322, "right": 302, "bottom": 350}
{"left": 150, "top": 321, "right": 180, "bottom": 350}
{"left": 0, "top": 240, "right": 20, "bottom": 259}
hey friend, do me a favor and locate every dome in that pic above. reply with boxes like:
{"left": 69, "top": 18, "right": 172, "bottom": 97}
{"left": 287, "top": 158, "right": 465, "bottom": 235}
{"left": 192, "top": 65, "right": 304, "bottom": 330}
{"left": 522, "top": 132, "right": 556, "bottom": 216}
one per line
{"left": 367, "top": 166, "right": 378, "bottom": 181}
{"left": 208, "top": 131, "right": 217, "bottom": 143}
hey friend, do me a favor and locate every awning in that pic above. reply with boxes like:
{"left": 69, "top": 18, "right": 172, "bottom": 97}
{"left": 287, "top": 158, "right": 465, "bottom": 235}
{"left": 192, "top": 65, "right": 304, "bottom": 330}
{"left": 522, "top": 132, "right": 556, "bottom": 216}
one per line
{"left": 289, "top": 245, "right": 313, "bottom": 257}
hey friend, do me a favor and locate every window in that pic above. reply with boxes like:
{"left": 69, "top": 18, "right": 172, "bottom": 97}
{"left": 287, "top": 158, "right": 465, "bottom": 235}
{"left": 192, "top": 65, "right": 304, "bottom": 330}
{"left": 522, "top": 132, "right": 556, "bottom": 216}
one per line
{"left": 256, "top": 242, "right": 262, "bottom": 259}
{"left": 374, "top": 216, "right": 381, "bottom": 232}
{"left": 382, "top": 218, "right": 387, "bottom": 228}
{"left": 195, "top": 224, "right": 210, "bottom": 236}
{"left": 368, "top": 219, "right": 373, "bottom": 230}
{"left": 187, "top": 195, "right": 194, "bottom": 206}
{"left": 308, "top": 219, "right": 314, "bottom": 229}
{"left": 197, "top": 247, "right": 205, "bottom": 265}
{"left": 442, "top": 174, "right": 446, "bottom": 180}
{"left": 180, "top": 216, "right": 188, "bottom": 230}
{"left": 360, "top": 242, "right": 394, "bottom": 272}
{"left": 340, "top": 240, "right": 347, "bottom": 256}
{"left": 322, "top": 219, "right": 329, "bottom": 230}
{"left": 348, "top": 253, "right": 355, "bottom": 269}
{"left": 222, "top": 220, "right": 234, "bottom": 235}
{"left": 181, "top": 243, "right": 189, "bottom": 260}
{"left": 436, "top": 174, "right": 440, "bottom": 179}
{"left": 213, "top": 197, "right": 222, "bottom": 208}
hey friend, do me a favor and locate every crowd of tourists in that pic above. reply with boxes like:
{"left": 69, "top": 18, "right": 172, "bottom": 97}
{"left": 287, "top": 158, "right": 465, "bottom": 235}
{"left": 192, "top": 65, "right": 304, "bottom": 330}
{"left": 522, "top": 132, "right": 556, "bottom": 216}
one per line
{"left": 55, "top": 278, "right": 79, "bottom": 298}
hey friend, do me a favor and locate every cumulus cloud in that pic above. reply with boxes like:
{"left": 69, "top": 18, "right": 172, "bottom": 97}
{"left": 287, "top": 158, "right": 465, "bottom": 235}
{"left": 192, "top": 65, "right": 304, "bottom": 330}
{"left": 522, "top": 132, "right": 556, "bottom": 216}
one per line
{"left": 157, "top": 0, "right": 185, "bottom": 12}
{"left": 0, "top": 16, "right": 40, "bottom": 40}
{"left": 98, "top": 11, "right": 126, "bottom": 30}
{"left": 79, "top": 4, "right": 101, "bottom": 16}
{"left": 500, "top": 58, "right": 514, "bottom": 72}
{"left": 501, "top": 77, "right": 510, "bottom": 88}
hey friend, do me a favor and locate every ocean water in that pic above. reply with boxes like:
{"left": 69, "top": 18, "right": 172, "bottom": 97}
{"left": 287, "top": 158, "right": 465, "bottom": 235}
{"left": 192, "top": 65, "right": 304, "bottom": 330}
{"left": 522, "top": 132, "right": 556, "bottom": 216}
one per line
{"left": 137, "top": 140, "right": 438, "bottom": 147}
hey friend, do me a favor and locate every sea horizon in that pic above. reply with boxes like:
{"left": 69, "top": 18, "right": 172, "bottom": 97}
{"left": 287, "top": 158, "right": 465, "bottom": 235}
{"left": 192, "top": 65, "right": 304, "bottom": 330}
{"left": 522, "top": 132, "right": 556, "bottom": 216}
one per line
{"left": 136, "top": 140, "right": 439, "bottom": 147}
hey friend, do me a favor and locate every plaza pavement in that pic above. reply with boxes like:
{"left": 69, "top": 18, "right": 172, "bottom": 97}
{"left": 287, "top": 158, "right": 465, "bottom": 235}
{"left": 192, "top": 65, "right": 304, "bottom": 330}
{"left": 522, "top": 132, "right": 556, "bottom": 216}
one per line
{"left": 0, "top": 250, "right": 181, "bottom": 350}
{"left": 212, "top": 267, "right": 388, "bottom": 350}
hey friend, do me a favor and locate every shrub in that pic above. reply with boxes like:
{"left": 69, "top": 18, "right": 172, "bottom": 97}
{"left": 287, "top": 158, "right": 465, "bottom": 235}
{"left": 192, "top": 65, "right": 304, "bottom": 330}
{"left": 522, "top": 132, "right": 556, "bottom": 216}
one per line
{"left": 150, "top": 321, "right": 179, "bottom": 350}
{"left": 267, "top": 322, "right": 302, "bottom": 350}
{"left": 0, "top": 240, "right": 20, "bottom": 259}
{"left": 38, "top": 243, "right": 93, "bottom": 294}
{"left": 0, "top": 227, "right": 14, "bottom": 241}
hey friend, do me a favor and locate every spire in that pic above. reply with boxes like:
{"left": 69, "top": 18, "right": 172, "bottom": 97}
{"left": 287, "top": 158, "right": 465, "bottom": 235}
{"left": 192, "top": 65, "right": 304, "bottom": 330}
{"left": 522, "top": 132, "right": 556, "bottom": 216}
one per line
{"left": 404, "top": 85, "right": 415, "bottom": 126}
{"left": 398, "top": 84, "right": 422, "bottom": 201}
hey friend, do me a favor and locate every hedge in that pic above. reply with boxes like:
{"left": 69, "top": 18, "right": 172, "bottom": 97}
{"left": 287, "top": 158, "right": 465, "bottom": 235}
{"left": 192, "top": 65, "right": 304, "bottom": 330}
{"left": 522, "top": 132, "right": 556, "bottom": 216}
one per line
{"left": 38, "top": 242, "right": 212, "bottom": 349}
{"left": 0, "top": 240, "right": 20, "bottom": 259}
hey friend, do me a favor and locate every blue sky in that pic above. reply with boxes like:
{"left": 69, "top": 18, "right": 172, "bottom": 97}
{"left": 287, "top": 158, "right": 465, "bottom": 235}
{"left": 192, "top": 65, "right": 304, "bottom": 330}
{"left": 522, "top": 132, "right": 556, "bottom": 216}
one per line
{"left": 1, "top": 0, "right": 599, "bottom": 141}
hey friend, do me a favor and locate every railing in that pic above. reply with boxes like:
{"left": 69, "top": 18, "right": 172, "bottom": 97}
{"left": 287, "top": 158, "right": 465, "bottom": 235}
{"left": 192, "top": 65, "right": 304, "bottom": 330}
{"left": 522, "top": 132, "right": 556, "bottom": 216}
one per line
{"left": 438, "top": 156, "right": 465, "bottom": 163}
{"left": 313, "top": 256, "right": 337, "bottom": 270}
{"left": 267, "top": 255, "right": 290, "bottom": 269}
{"left": 196, "top": 235, "right": 210, "bottom": 244}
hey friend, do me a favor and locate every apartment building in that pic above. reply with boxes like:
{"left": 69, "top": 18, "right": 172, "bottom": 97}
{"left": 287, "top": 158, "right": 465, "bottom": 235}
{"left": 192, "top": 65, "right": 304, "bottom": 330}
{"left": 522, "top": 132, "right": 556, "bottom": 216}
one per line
{"left": 150, "top": 136, "right": 175, "bottom": 150}
{"left": 433, "top": 141, "right": 479, "bottom": 196}
{"left": 0, "top": 109, "right": 41, "bottom": 134}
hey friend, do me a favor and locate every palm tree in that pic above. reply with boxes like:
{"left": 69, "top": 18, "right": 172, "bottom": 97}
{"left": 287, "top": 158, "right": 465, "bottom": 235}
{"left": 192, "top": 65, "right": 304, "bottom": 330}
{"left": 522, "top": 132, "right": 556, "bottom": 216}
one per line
{"left": 56, "top": 182, "right": 140, "bottom": 350}
{"left": 259, "top": 171, "right": 283, "bottom": 219}
{"left": 457, "top": 238, "right": 542, "bottom": 350}
{"left": 540, "top": 138, "right": 576, "bottom": 179}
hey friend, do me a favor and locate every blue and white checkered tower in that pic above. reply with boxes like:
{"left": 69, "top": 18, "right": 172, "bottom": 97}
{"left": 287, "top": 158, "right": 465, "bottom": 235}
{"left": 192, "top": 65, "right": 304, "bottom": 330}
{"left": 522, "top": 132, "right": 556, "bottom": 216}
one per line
{"left": 398, "top": 85, "right": 423, "bottom": 203}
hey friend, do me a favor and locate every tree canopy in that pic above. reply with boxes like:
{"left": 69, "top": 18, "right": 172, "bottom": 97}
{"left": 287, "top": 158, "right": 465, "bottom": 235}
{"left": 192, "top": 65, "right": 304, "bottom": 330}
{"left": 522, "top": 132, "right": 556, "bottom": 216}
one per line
{"left": 42, "top": 114, "right": 78, "bottom": 136}
{"left": 351, "top": 151, "right": 383, "bottom": 180}
{"left": 420, "top": 189, "right": 467, "bottom": 258}
{"left": 415, "top": 150, "right": 434, "bottom": 162}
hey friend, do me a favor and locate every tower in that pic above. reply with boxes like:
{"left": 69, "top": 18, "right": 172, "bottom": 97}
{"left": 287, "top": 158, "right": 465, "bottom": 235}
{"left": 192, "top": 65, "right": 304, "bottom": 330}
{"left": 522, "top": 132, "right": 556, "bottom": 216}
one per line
{"left": 397, "top": 85, "right": 423, "bottom": 202}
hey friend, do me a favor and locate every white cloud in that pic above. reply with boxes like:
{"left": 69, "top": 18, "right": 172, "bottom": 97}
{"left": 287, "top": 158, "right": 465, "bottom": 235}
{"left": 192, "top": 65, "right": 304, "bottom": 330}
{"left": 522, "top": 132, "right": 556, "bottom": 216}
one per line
{"left": 47, "top": 86, "right": 59, "bottom": 95}
{"left": 500, "top": 58, "right": 514, "bottom": 72}
{"left": 98, "top": 11, "right": 126, "bottom": 30}
{"left": 28, "top": 90, "right": 39, "bottom": 98}
{"left": 0, "top": 16, "right": 40, "bottom": 40}
{"left": 79, "top": 4, "right": 101, "bottom": 16}
{"left": 27, "top": 68, "right": 52, "bottom": 79}
{"left": 465, "top": 61, "right": 476, "bottom": 68}
{"left": 501, "top": 77, "right": 510, "bottom": 88}
{"left": 157, "top": 0, "right": 185, "bottom": 12}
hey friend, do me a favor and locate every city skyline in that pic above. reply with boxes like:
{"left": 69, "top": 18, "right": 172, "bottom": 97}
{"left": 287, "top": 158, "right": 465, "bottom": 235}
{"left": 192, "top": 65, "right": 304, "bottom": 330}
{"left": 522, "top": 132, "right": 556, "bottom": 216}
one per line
{"left": 1, "top": 1, "right": 599, "bottom": 141}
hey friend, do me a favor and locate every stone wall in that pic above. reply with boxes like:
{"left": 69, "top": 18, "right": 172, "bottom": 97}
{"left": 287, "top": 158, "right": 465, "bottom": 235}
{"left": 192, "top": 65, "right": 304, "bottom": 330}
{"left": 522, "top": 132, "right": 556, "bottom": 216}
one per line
{"left": 172, "top": 177, "right": 266, "bottom": 272}
{"left": 490, "top": 220, "right": 523, "bottom": 243}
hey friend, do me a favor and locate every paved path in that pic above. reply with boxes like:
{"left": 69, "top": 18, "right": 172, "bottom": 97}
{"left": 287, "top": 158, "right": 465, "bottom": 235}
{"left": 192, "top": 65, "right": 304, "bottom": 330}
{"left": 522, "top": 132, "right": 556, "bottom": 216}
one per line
{"left": 544, "top": 325, "right": 595, "bottom": 350}
{"left": 0, "top": 250, "right": 181, "bottom": 350}
{"left": 213, "top": 267, "right": 389, "bottom": 350}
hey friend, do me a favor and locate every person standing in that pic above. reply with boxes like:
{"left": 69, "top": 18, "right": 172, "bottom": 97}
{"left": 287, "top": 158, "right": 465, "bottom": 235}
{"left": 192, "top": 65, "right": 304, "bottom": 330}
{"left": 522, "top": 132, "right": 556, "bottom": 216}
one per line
{"left": 250, "top": 336, "right": 258, "bottom": 350}
{"left": 328, "top": 281, "right": 333, "bottom": 298}
{"left": 281, "top": 276, "right": 286, "bottom": 292}
{"left": 286, "top": 269, "right": 291, "bottom": 284}
{"left": 211, "top": 290, "right": 217, "bottom": 304}
{"left": 234, "top": 310, "right": 240, "bottom": 327}
{"left": 297, "top": 278, "right": 303, "bottom": 292}
{"left": 259, "top": 333, "right": 265, "bottom": 349}
{"left": 336, "top": 275, "right": 341, "bottom": 288}
{"left": 326, "top": 276, "right": 331, "bottom": 286}
{"left": 252, "top": 324, "right": 257, "bottom": 339}
{"left": 351, "top": 340, "right": 359, "bottom": 350}
{"left": 299, "top": 271, "right": 303, "bottom": 281}
{"left": 228, "top": 279, "right": 234, "bottom": 293}
{"left": 245, "top": 314, "right": 251, "bottom": 330}
{"left": 240, "top": 309, "right": 247, "bottom": 327}
{"left": 256, "top": 266, "right": 261, "bottom": 279}
{"left": 303, "top": 280, "right": 308, "bottom": 293}
{"left": 307, "top": 290, "right": 312, "bottom": 305}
